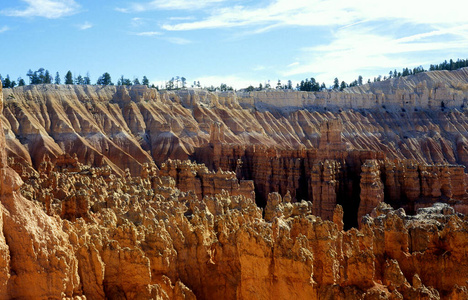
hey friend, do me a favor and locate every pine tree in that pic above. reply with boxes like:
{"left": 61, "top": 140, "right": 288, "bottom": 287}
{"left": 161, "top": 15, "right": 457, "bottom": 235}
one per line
{"left": 3, "top": 75, "right": 11, "bottom": 88}
{"left": 97, "top": 72, "right": 112, "bottom": 85}
{"left": 142, "top": 76, "right": 149, "bottom": 86}
{"left": 333, "top": 78, "right": 339, "bottom": 90}
{"left": 44, "top": 70, "right": 52, "bottom": 84}
{"left": 65, "top": 71, "right": 73, "bottom": 84}
{"left": 181, "top": 77, "right": 186, "bottom": 88}
{"left": 276, "top": 79, "right": 282, "bottom": 89}
{"left": 27, "top": 69, "right": 40, "bottom": 84}
{"left": 339, "top": 81, "right": 347, "bottom": 91}
{"left": 84, "top": 72, "right": 91, "bottom": 85}
{"left": 18, "top": 77, "right": 25, "bottom": 86}
{"left": 55, "top": 72, "right": 61, "bottom": 84}
{"left": 75, "top": 75, "right": 84, "bottom": 85}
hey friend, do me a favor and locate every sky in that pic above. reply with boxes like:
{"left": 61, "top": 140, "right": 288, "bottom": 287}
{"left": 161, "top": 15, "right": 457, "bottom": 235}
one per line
{"left": 1, "top": 0, "right": 468, "bottom": 89}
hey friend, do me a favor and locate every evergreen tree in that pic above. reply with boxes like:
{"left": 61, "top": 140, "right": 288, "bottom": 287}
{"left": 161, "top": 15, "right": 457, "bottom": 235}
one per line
{"left": 65, "top": 71, "right": 74, "bottom": 84}
{"left": 287, "top": 80, "right": 292, "bottom": 90}
{"left": 75, "top": 75, "right": 84, "bottom": 85}
{"left": 358, "top": 75, "right": 363, "bottom": 85}
{"left": 276, "top": 80, "right": 282, "bottom": 89}
{"left": 333, "top": 78, "right": 339, "bottom": 90}
{"left": 133, "top": 78, "right": 140, "bottom": 85}
{"left": 320, "top": 82, "right": 326, "bottom": 90}
{"left": 83, "top": 73, "right": 91, "bottom": 85}
{"left": 55, "top": 72, "right": 61, "bottom": 84}
{"left": 181, "top": 77, "right": 186, "bottom": 88}
{"left": 339, "top": 81, "right": 347, "bottom": 91}
{"left": 3, "top": 75, "right": 11, "bottom": 88}
{"left": 37, "top": 68, "right": 45, "bottom": 83}
{"left": 44, "top": 70, "right": 52, "bottom": 84}
{"left": 142, "top": 76, "right": 149, "bottom": 86}
{"left": 165, "top": 78, "right": 174, "bottom": 90}
{"left": 97, "top": 72, "right": 112, "bottom": 85}
{"left": 18, "top": 77, "right": 25, "bottom": 86}
{"left": 27, "top": 69, "right": 39, "bottom": 84}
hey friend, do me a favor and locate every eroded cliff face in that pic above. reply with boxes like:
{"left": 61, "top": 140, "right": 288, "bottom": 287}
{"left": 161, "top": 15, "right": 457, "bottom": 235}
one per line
{"left": 7, "top": 152, "right": 468, "bottom": 299}
{"left": 1, "top": 70, "right": 468, "bottom": 299}
{"left": 4, "top": 69, "right": 468, "bottom": 177}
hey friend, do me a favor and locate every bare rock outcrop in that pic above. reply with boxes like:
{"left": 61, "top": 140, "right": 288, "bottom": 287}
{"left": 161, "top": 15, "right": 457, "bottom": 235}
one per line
{"left": 2, "top": 69, "right": 468, "bottom": 298}
{"left": 0, "top": 82, "right": 81, "bottom": 299}
{"left": 358, "top": 159, "right": 384, "bottom": 224}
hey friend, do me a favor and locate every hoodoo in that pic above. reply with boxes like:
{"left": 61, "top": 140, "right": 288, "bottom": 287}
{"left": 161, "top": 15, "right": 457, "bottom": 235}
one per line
{"left": 2, "top": 68, "right": 468, "bottom": 298}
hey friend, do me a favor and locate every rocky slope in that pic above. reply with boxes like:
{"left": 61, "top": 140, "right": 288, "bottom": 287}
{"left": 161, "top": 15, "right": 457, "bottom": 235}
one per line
{"left": 1, "top": 69, "right": 468, "bottom": 299}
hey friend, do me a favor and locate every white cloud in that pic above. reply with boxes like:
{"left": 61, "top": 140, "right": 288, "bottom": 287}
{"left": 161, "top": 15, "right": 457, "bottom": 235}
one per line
{"left": 136, "top": 31, "right": 162, "bottom": 36}
{"left": 165, "top": 37, "right": 192, "bottom": 45}
{"left": 161, "top": 0, "right": 468, "bottom": 31}
{"left": 283, "top": 25, "right": 468, "bottom": 84}
{"left": 0, "top": 26, "right": 9, "bottom": 33}
{"left": 169, "top": 16, "right": 195, "bottom": 21}
{"left": 78, "top": 21, "right": 93, "bottom": 30}
{"left": 1, "top": 0, "right": 80, "bottom": 19}
{"left": 131, "top": 17, "right": 145, "bottom": 27}
{"left": 287, "top": 62, "right": 299, "bottom": 67}
{"left": 252, "top": 65, "right": 266, "bottom": 71}
{"left": 117, "top": 0, "right": 226, "bottom": 13}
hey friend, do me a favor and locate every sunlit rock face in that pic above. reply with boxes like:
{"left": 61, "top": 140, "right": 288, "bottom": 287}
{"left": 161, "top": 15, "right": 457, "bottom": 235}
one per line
{"left": 1, "top": 68, "right": 468, "bottom": 298}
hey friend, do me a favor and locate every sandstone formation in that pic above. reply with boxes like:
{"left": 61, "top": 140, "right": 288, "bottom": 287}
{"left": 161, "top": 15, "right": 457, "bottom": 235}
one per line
{"left": 8, "top": 152, "right": 468, "bottom": 299}
{"left": 1, "top": 69, "right": 468, "bottom": 299}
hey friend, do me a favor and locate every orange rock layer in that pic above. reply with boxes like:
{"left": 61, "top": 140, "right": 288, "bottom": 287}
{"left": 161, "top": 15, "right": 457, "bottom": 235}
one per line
{"left": 1, "top": 71, "right": 468, "bottom": 299}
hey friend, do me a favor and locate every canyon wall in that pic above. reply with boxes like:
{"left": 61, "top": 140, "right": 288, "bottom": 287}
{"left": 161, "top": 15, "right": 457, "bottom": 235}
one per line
{"left": 1, "top": 69, "right": 468, "bottom": 298}
{"left": 4, "top": 70, "right": 468, "bottom": 225}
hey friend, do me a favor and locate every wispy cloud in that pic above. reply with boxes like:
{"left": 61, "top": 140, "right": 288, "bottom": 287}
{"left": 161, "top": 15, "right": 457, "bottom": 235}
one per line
{"left": 77, "top": 21, "right": 93, "bottom": 30}
{"left": 252, "top": 65, "right": 266, "bottom": 71}
{"left": 0, "top": 26, "right": 9, "bottom": 33}
{"left": 165, "top": 37, "right": 192, "bottom": 45}
{"left": 1, "top": 0, "right": 80, "bottom": 19}
{"left": 136, "top": 31, "right": 162, "bottom": 36}
{"left": 283, "top": 24, "right": 468, "bottom": 83}
{"left": 161, "top": 0, "right": 467, "bottom": 31}
{"left": 131, "top": 17, "right": 145, "bottom": 27}
{"left": 116, "top": 0, "right": 226, "bottom": 13}
{"left": 169, "top": 16, "right": 195, "bottom": 21}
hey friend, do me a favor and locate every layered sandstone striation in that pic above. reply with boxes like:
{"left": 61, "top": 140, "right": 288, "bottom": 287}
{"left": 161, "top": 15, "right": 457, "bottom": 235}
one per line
{"left": 2, "top": 69, "right": 468, "bottom": 299}
{"left": 3, "top": 69, "right": 468, "bottom": 177}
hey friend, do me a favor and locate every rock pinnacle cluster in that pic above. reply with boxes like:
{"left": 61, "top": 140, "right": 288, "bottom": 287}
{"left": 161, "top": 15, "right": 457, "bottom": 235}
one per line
{"left": 1, "top": 68, "right": 468, "bottom": 299}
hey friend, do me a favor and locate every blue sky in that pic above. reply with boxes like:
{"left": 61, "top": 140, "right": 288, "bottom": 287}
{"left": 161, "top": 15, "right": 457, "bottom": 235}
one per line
{"left": 1, "top": 0, "right": 468, "bottom": 89}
